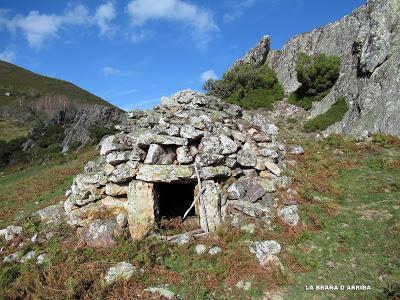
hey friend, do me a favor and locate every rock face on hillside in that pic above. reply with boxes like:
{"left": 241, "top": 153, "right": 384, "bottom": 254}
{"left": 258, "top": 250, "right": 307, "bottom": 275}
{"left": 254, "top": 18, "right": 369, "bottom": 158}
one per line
{"left": 233, "top": 35, "right": 271, "bottom": 68}
{"left": 0, "top": 60, "right": 125, "bottom": 150}
{"left": 64, "top": 90, "right": 297, "bottom": 245}
{"left": 244, "top": 0, "right": 400, "bottom": 136}
{"left": 61, "top": 105, "right": 126, "bottom": 152}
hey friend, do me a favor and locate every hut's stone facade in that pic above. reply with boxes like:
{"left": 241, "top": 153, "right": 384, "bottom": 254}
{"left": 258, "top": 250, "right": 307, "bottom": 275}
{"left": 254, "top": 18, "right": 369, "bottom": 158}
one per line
{"left": 64, "top": 90, "right": 293, "bottom": 243}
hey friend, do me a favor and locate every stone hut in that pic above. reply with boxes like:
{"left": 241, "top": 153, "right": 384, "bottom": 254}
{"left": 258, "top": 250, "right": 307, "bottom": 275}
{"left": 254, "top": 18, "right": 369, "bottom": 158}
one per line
{"left": 64, "top": 90, "right": 292, "bottom": 243}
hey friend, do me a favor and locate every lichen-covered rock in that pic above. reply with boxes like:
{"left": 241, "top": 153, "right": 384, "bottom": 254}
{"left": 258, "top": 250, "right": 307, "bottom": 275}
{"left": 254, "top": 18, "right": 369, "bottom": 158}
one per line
{"left": 105, "top": 183, "right": 128, "bottom": 196}
{"left": 195, "top": 244, "right": 207, "bottom": 254}
{"left": 223, "top": 103, "right": 242, "bottom": 117}
{"left": 231, "top": 130, "right": 247, "bottom": 143}
{"left": 198, "top": 166, "right": 231, "bottom": 180}
{"left": 247, "top": 113, "right": 279, "bottom": 135}
{"left": 105, "top": 262, "right": 136, "bottom": 285}
{"left": 106, "top": 151, "right": 130, "bottom": 165}
{"left": 137, "top": 133, "right": 188, "bottom": 147}
{"left": 237, "top": 149, "right": 257, "bottom": 167}
{"left": 229, "top": 201, "right": 270, "bottom": 219}
{"left": 78, "top": 219, "right": 117, "bottom": 248}
{"left": 144, "top": 286, "right": 175, "bottom": 299}
{"left": 0, "top": 225, "right": 23, "bottom": 241}
{"left": 108, "top": 161, "right": 139, "bottom": 183}
{"left": 35, "top": 203, "right": 65, "bottom": 225}
{"left": 208, "top": 246, "right": 222, "bottom": 255}
{"left": 249, "top": 240, "right": 281, "bottom": 265}
{"left": 197, "top": 180, "right": 221, "bottom": 232}
{"left": 137, "top": 165, "right": 193, "bottom": 183}
{"left": 278, "top": 205, "right": 300, "bottom": 226}
{"left": 144, "top": 144, "right": 165, "bottom": 164}
{"left": 20, "top": 251, "right": 36, "bottom": 263}
{"left": 195, "top": 153, "right": 224, "bottom": 167}
{"left": 199, "top": 136, "right": 221, "bottom": 154}
{"left": 127, "top": 181, "right": 158, "bottom": 240}
{"left": 180, "top": 124, "right": 204, "bottom": 140}
{"left": 289, "top": 145, "right": 304, "bottom": 155}
{"left": 219, "top": 135, "right": 239, "bottom": 155}
{"left": 176, "top": 146, "right": 194, "bottom": 164}
{"left": 100, "top": 135, "right": 131, "bottom": 156}
{"left": 227, "top": 182, "right": 246, "bottom": 200}
{"left": 264, "top": 162, "right": 282, "bottom": 176}
{"left": 3, "top": 252, "right": 20, "bottom": 263}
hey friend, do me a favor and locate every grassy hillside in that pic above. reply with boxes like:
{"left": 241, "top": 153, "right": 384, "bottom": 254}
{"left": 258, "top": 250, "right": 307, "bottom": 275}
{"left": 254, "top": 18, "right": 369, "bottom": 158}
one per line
{"left": 0, "top": 147, "right": 97, "bottom": 227}
{"left": 0, "top": 118, "right": 30, "bottom": 141}
{"left": 0, "top": 134, "right": 398, "bottom": 299}
{"left": 0, "top": 60, "right": 122, "bottom": 141}
{"left": 0, "top": 60, "right": 114, "bottom": 109}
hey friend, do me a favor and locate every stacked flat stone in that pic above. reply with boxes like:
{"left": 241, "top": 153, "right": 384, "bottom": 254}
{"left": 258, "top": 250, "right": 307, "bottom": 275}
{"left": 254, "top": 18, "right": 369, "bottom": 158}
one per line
{"left": 64, "top": 89, "right": 292, "bottom": 242}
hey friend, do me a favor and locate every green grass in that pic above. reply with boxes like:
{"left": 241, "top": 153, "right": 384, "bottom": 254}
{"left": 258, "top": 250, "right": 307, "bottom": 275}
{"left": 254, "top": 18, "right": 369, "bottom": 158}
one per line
{"left": 0, "top": 118, "right": 30, "bottom": 141}
{"left": 285, "top": 134, "right": 400, "bottom": 299}
{"left": 0, "top": 148, "right": 96, "bottom": 226}
{"left": 304, "top": 97, "right": 348, "bottom": 132}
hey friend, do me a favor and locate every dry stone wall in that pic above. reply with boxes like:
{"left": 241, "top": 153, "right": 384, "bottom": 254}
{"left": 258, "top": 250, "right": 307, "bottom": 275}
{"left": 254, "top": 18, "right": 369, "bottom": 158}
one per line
{"left": 64, "top": 90, "right": 295, "bottom": 244}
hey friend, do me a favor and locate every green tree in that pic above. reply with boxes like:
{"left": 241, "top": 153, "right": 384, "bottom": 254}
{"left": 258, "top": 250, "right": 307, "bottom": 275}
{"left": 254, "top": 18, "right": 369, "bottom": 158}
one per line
{"left": 289, "top": 52, "right": 341, "bottom": 110}
{"left": 205, "top": 64, "right": 284, "bottom": 110}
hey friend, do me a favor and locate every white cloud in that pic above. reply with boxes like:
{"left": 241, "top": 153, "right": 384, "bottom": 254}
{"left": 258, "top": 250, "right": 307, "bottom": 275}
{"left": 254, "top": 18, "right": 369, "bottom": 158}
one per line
{"left": 0, "top": 49, "right": 16, "bottom": 63}
{"left": 127, "top": 0, "right": 218, "bottom": 47}
{"left": 0, "top": 3, "right": 119, "bottom": 47}
{"left": 0, "top": 4, "right": 89, "bottom": 48}
{"left": 94, "top": 2, "right": 117, "bottom": 36}
{"left": 102, "top": 67, "right": 121, "bottom": 76}
{"left": 223, "top": 0, "right": 257, "bottom": 23}
{"left": 200, "top": 70, "right": 218, "bottom": 83}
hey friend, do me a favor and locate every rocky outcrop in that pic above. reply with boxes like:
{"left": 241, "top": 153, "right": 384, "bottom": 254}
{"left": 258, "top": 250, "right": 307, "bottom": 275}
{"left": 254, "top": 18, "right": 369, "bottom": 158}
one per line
{"left": 239, "top": 0, "right": 400, "bottom": 136}
{"left": 64, "top": 90, "right": 297, "bottom": 243}
{"left": 232, "top": 35, "right": 271, "bottom": 69}
{"left": 61, "top": 105, "right": 125, "bottom": 152}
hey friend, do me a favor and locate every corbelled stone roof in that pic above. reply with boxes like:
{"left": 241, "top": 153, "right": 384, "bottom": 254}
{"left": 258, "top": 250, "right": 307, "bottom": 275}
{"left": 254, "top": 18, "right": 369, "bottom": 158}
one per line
{"left": 64, "top": 89, "right": 297, "bottom": 244}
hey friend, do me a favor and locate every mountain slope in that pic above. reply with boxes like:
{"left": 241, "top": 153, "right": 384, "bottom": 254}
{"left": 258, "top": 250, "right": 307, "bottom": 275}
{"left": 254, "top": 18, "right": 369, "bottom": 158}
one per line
{"left": 0, "top": 60, "right": 125, "bottom": 157}
{"left": 0, "top": 60, "right": 116, "bottom": 111}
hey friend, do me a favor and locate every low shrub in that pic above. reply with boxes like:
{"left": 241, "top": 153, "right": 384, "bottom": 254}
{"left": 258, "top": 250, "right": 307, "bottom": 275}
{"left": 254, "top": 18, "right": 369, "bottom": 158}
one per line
{"left": 35, "top": 124, "right": 64, "bottom": 148}
{"left": 204, "top": 64, "right": 284, "bottom": 110}
{"left": 289, "top": 53, "right": 341, "bottom": 110}
{"left": 69, "top": 140, "right": 82, "bottom": 152}
{"left": 304, "top": 97, "right": 348, "bottom": 132}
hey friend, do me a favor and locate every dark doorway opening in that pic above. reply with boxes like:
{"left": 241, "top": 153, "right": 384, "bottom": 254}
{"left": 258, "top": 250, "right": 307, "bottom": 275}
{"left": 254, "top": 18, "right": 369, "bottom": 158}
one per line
{"left": 156, "top": 182, "right": 197, "bottom": 219}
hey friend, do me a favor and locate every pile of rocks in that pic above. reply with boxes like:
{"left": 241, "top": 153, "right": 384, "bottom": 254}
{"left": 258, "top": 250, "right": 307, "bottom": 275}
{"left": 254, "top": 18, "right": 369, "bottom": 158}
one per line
{"left": 64, "top": 90, "right": 299, "bottom": 245}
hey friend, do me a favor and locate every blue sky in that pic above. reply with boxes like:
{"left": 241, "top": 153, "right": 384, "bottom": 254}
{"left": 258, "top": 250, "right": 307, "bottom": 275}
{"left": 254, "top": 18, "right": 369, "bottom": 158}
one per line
{"left": 0, "top": 0, "right": 365, "bottom": 111}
